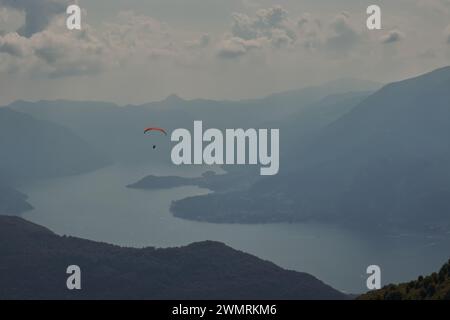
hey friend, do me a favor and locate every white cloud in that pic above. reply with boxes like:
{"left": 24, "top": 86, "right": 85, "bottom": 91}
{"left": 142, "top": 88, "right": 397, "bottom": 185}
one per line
{"left": 217, "top": 6, "right": 297, "bottom": 58}
{"left": 217, "top": 36, "right": 264, "bottom": 59}
{"left": 0, "top": 1, "right": 449, "bottom": 104}
{"left": 0, "top": 16, "right": 112, "bottom": 77}
{"left": 0, "top": 10, "right": 209, "bottom": 78}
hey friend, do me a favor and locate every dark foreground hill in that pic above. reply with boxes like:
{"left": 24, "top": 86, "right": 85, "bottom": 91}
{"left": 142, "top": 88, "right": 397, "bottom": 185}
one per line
{"left": 359, "top": 259, "right": 450, "bottom": 300}
{"left": 0, "top": 216, "right": 346, "bottom": 300}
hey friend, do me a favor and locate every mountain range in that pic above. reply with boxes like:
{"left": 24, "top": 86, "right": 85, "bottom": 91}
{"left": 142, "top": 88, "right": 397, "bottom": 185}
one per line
{"left": 0, "top": 107, "right": 109, "bottom": 215}
{"left": 9, "top": 79, "right": 380, "bottom": 165}
{"left": 4, "top": 67, "right": 450, "bottom": 231}
{"left": 170, "top": 66, "right": 450, "bottom": 230}
{"left": 2, "top": 77, "right": 379, "bottom": 217}
{"left": 0, "top": 216, "right": 346, "bottom": 300}
{"left": 2, "top": 67, "right": 450, "bottom": 300}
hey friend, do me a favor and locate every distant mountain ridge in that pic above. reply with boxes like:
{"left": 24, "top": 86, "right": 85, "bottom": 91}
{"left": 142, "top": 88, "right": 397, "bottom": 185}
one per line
{"left": 0, "top": 107, "right": 110, "bottom": 215}
{"left": 0, "top": 216, "right": 346, "bottom": 300}
{"left": 1, "top": 78, "right": 379, "bottom": 216}
{"left": 170, "top": 66, "right": 450, "bottom": 229}
{"left": 0, "top": 107, "right": 109, "bottom": 181}
{"left": 8, "top": 78, "right": 381, "bottom": 165}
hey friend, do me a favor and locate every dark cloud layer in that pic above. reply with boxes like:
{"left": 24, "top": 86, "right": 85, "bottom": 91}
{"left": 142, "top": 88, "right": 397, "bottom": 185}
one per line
{"left": 380, "top": 29, "right": 405, "bottom": 44}
{"left": 0, "top": 0, "right": 68, "bottom": 37}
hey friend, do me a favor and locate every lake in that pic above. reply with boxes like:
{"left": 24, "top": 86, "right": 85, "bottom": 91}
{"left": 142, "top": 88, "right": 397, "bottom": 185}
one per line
{"left": 21, "top": 164, "right": 450, "bottom": 294}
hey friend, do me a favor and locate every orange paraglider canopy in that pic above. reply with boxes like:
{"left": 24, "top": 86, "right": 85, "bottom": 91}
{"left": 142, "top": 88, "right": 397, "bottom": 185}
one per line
{"left": 144, "top": 127, "right": 167, "bottom": 135}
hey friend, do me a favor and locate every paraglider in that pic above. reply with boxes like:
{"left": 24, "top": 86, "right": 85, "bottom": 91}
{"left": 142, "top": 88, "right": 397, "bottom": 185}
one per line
{"left": 144, "top": 127, "right": 167, "bottom": 149}
{"left": 144, "top": 127, "right": 168, "bottom": 135}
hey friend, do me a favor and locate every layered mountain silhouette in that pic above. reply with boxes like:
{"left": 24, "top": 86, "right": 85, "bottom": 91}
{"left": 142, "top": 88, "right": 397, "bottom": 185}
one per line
{"left": 7, "top": 67, "right": 450, "bottom": 230}
{"left": 0, "top": 216, "right": 346, "bottom": 300}
{"left": 0, "top": 108, "right": 109, "bottom": 214}
{"left": 171, "top": 66, "right": 450, "bottom": 229}
{"left": 9, "top": 79, "right": 380, "bottom": 165}
{"left": 0, "top": 107, "right": 109, "bottom": 181}
{"left": 1, "top": 78, "right": 377, "bottom": 215}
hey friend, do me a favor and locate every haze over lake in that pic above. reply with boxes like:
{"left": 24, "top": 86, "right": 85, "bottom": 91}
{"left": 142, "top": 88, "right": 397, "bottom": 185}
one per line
{"left": 21, "top": 164, "right": 450, "bottom": 293}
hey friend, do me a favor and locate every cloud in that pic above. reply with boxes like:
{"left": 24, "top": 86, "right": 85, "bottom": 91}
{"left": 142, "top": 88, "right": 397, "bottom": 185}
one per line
{"left": 296, "top": 12, "right": 361, "bottom": 54}
{"left": 380, "top": 29, "right": 405, "bottom": 44}
{"left": 217, "top": 37, "right": 263, "bottom": 59}
{"left": 0, "top": 32, "right": 28, "bottom": 57}
{"left": 0, "top": 14, "right": 112, "bottom": 77}
{"left": 324, "top": 12, "right": 359, "bottom": 53}
{"left": 297, "top": 13, "right": 323, "bottom": 50}
{"left": 0, "top": 7, "right": 26, "bottom": 36}
{"left": 230, "top": 7, "right": 291, "bottom": 39}
{"left": 217, "top": 9, "right": 366, "bottom": 59}
{"left": 185, "top": 33, "right": 211, "bottom": 49}
{"left": 0, "top": 18, "right": 112, "bottom": 78}
{"left": 35, "top": 26, "right": 110, "bottom": 78}
{"left": 297, "top": 13, "right": 321, "bottom": 30}
{"left": 230, "top": 13, "right": 257, "bottom": 40}
{"left": 101, "top": 11, "right": 174, "bottom": 59}
{"left": 217, "top": 6, "right": 297, "bottom": 59}
{"left": 0, "top": 8, "right": 213, "bottom": 78}
{"left": 0, "top": 0, "right": 69, "bottom": 37}
{"left": 0, "top": 2, "right": 442, "bottom": 89}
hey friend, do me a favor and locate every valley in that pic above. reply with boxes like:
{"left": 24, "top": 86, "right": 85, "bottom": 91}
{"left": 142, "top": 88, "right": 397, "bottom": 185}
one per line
{"left": 3, "top": 67, "right": 450, "bottom": 294}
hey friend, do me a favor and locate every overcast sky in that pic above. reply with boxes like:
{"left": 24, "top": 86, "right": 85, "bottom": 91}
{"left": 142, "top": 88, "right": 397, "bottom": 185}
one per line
{"left": 0, "top": 0, "right": 449, "bottom": 105}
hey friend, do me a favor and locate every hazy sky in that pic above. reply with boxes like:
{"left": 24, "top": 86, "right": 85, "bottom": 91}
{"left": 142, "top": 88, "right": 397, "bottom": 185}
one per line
{"left": 0, "top": 0, "right": 449, "bottom": 105}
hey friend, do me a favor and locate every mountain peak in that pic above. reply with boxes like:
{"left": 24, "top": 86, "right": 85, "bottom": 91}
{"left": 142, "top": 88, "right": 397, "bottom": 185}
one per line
{"left": 162, "top": 94, "right": 184, "bottom": 104}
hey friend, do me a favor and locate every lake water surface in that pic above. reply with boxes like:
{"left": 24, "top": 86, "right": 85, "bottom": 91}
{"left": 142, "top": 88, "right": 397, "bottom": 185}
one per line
{"left": 22, "top": 164, "right": 450, "bottom": 294}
